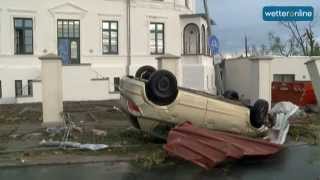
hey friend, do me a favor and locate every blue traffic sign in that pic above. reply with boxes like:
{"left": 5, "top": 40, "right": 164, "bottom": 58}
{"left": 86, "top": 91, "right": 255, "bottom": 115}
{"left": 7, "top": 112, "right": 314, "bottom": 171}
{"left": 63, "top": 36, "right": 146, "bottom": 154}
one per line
{"left": 208, "top": 35, "right": 220, "bottom": 55}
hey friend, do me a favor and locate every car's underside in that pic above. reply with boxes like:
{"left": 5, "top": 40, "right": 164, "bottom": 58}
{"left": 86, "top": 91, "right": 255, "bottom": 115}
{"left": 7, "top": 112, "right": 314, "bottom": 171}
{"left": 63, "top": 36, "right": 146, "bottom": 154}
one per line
{"left": 119, "top": 66, "right": 270, "bottom": 139}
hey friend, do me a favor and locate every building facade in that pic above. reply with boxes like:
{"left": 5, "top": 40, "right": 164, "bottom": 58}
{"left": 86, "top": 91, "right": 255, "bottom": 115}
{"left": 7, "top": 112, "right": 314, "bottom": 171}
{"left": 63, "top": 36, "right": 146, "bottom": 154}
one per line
{"left": 0, "top": 0, "right": 215, "bottom": 104}
{"left": 223, "top": 56, "right": 314, "bottom": 106}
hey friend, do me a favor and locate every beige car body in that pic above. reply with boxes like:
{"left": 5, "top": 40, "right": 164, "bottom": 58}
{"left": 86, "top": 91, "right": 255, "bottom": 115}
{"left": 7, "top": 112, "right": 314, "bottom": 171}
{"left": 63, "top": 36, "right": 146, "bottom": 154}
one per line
{"left": 120, "top": 76, "right": 261, "bottom": 136}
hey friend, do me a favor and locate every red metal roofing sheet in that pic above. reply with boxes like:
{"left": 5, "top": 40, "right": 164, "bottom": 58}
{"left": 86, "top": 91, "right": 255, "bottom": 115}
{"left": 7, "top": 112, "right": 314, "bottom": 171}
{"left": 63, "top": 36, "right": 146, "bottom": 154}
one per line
{"left": 164, "top": 122, "right": 283, "bottom": 170}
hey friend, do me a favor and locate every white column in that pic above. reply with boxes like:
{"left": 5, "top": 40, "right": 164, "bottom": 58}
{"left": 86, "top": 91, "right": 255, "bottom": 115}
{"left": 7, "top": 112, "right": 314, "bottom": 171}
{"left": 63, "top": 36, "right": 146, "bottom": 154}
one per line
{"left": 39, "top": 54, "right": 64, "bottom": 127}
{"left": 305, "top": 57, "right": 320, "bottom": 106}
{"left": 250, "top": 57, "right": 273, "bottom": 107}
{"left": 157, "top": 54, "right": 182, "bottom": 86}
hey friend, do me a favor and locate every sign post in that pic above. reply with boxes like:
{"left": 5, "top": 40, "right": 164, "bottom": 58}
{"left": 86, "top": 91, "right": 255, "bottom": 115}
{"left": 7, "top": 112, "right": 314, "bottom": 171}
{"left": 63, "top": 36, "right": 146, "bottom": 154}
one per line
{"left": 203, "top": 0, "right": 224, "bottom": 95}
{"left": 208, "top": 35, "right": 222, "bottom": 64}
{"left": 208, "top": 35, "right": 220, "bottom": 55}
{"left": 208, "top": 35, "right": 224, "bottom": 95}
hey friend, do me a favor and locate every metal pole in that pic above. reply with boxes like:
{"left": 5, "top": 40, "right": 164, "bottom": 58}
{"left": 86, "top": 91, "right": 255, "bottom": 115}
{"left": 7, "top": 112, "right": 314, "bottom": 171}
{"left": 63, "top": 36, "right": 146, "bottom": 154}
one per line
{"left": 126, "top": 0, "right": 132, "bottom": 75}
{"left": 245, "top": 35, "right": 248, "bottom": 57}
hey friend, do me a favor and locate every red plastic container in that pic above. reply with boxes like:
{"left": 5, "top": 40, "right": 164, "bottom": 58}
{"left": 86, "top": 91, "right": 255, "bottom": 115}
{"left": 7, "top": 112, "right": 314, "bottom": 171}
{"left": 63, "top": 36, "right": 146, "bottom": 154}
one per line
{"left": 272, "top": 81, "right": 317, "bottom": 106}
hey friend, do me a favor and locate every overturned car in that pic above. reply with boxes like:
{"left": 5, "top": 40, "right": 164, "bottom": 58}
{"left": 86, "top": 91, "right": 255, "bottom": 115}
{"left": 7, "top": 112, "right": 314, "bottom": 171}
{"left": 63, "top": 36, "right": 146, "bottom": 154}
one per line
{"left": 119, "top": 66, "right": 270, "bottom": 138}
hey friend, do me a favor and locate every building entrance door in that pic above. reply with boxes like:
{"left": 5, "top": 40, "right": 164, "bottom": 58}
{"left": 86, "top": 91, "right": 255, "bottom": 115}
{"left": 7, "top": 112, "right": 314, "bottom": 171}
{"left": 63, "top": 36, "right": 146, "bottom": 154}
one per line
{"left": 57, "top": 20, "right": 80, "bottom": 64}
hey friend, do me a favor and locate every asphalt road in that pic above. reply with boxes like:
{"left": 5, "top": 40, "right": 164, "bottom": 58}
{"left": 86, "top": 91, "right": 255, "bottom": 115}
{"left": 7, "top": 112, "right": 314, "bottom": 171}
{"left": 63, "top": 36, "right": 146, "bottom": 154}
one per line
{"left": 0, "top": 145, "right": 319, "bottom": 180}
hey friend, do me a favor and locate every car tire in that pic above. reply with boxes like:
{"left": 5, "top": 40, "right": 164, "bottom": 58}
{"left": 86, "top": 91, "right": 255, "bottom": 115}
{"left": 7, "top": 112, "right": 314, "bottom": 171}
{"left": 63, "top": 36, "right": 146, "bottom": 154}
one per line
{"left": 135, "top": 66, "right": 156, "bottom": 80}
{"left": 223, "top": 90, "right": 239, "bottom": 101}
{"left": 250, "top": 99, "right": 269, "bottom": 128}
{"left": 146, "top": 70, "right": 178, "bottom": 106}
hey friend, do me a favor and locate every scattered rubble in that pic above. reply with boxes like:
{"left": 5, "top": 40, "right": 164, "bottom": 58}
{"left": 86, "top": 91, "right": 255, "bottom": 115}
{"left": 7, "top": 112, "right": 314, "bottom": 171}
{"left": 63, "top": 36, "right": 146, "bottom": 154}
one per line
{"left": 268, "top": 101, "right": 299, "bottom": 144}
{"left": 134, "top": 149, "right": 168, "bottom": 169}
{"left": 72, "top": 126, "right": 83, "bottom": 134}
{"left": 0, "top": 100, "right": 319, "bottom": 169}
{"left": 39, "top": 140, "right": 109, "bottom": 151}
{"left": 23, "top": 133, "right": 43, "bottom": 140}
{"left": 46, "top": 127, "right": 66, "bottom": 134}
{"left": 9, "top": 134, "right": 19, "bottom": 139}
{"left": 92, "top": 129, "right": 107, "bottom": 137}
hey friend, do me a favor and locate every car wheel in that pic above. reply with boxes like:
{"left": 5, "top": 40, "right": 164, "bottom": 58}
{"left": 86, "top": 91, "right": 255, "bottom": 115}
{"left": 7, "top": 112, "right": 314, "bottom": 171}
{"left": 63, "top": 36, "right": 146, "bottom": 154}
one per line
{"left": 135, "top": 66, "right": 156, "bottom": 80}
{"left": 250, "top": 99, "right": 269, "bottom": 128}
{"left": 223, "top": 90, "right": 239, "bottom": 101}
{"left": 146, "top": 70, "right": 178, "bottom": 106}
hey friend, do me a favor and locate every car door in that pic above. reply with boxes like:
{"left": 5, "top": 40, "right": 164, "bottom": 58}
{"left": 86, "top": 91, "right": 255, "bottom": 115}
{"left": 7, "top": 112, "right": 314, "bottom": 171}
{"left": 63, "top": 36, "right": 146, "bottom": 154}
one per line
{"left": 205, "top": 98, "right": 251, "bottom": 134}
{"left": 170, "top": 91, "right": 207, "bottom": 127}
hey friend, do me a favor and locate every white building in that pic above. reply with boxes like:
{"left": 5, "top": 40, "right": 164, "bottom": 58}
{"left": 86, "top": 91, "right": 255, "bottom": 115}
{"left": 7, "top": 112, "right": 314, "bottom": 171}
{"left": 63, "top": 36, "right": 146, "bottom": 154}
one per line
{"left": 223, "top": 56, "right": 315, "bottom": 106}
{"left": 0, "top": 0, "right": 215, "bottom": 104}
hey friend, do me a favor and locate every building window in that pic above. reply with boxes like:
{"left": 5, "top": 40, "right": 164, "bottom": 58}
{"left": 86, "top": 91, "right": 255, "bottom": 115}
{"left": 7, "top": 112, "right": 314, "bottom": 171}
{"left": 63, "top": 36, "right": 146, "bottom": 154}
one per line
{"left": 273, "top": 74, "right": 295, "bottom": 82}
{"left": 57, "top": 19, "right": 80, "bottom": 64}
{"left": 14, "top": 18, "right": 33, "bottom": 55}
{"left": 114, "top": 77, "right": 120, "bottom": 92}
{"left": 201, "top": 25, "right": 207, "bottom": 55}
{"left": 150, "top": 23, "right": 164, "bottom": 54}
{"left": 28, "top": 80, "right": 33, "bottom": 96}
{"left": 15, "top": 80, "right": 22, "bottom": 97}
{"left": 102, "top": 21, "right": 118, "bottom": 54}
{"left": 184, "top": 23, "right": 200, "bottom": 55}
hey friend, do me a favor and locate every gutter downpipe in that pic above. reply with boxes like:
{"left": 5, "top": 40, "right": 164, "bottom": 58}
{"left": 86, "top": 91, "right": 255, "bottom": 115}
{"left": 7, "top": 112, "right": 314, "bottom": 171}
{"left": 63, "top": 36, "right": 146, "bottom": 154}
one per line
{"left": 126, "top": 0, "right": 132, "bottom": 75}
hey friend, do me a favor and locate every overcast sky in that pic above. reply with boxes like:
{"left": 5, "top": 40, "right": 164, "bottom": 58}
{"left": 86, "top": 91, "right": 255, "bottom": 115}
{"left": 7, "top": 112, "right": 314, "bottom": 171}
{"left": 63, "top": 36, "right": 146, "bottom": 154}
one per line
{"left": 196, "top": 0, "right": 320, "bottom": 55}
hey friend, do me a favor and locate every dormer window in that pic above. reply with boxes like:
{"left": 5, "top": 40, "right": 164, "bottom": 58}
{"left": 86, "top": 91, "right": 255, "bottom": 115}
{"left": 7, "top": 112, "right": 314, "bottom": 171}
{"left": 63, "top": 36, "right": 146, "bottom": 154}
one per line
{"left": 184, "top": 23, "right": 200, "bottom": 55}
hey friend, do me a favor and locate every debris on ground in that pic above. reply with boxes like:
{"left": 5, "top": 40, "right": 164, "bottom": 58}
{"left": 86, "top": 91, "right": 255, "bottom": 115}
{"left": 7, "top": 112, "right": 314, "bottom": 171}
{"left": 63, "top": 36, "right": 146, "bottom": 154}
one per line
{"left": 92, "top": 129, "right": 107, "bottom": 137}
{"left": 270, "top": 102, "right": 299, "bottom": 115}
{"left": 9, "top": 134, "right": 19, "bottom": 139}
{"left": 39, "top": 140, "right": 109, "bottom": 151}
{"left": 268, "top": 101, "right": 299, "bottom": 144}
{"left": 164, "top": 122, "right": 282, "bottom": 170}
{"left": 134, "top": 149, "right": 169, "bottom": 169}
{"left": 0, "top": 100, "right": 319, "bottom": 169}
{"left": 23, "top": 133, "right": 43, "bottom": 141}
{"left": 46, "top": 127, "right": 66, "bottom": 134}
{"left": 72, "top": 126, "right": 83, "bottom": 134}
